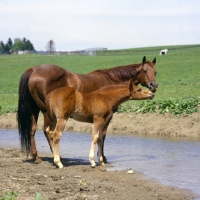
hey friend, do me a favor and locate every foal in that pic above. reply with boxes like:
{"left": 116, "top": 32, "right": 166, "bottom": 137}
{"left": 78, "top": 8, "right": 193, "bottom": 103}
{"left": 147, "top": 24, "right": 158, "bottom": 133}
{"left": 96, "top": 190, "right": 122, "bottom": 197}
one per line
{"left": 45, "top": 82, "right": 154, "bottom": 168}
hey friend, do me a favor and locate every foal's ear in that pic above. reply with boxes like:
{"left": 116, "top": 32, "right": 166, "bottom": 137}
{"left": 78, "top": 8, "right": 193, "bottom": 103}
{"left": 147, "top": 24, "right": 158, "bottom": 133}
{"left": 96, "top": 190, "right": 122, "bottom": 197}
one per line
{"left": 128, "top": 80, "right": 133, "bottom": 91}
{"left": 142, "top": 56, "right": 146, "bottom": 65}
{"left": 152, "top": 57, "right": 156, "bottom": 65}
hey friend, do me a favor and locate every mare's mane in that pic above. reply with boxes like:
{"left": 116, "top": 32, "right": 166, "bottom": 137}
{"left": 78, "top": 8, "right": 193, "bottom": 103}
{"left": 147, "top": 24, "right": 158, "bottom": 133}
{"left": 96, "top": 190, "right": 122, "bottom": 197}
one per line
{"left": 90, "top": 63, "right": 142, "bottom": 83}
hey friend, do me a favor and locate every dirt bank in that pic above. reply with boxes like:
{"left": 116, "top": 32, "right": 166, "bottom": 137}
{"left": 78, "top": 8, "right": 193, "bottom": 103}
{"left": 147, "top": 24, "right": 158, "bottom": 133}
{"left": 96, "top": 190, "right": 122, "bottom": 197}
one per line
{"left": 0, "top": 112, "right": 200, "bottom": 137}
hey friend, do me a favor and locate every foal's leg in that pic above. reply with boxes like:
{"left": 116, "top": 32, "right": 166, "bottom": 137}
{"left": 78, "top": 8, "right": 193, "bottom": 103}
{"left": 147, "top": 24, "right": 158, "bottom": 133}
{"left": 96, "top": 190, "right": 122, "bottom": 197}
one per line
{"left": 53, "top": 118, "right": 67, "bottom": 169}
{"left": 46, "top": 126, "right": 53, "bottom": 152}
{"left": 46, "top": 119, "right": 56, "bottom": 157}
{"left": 89, "top": 124, "right": 99, "bottom": 167}
{"left": 43, "top": 112, "right": 54, "bottom": 154}
{"left": 89, "top": 117, "right": 105, "bottom": 167}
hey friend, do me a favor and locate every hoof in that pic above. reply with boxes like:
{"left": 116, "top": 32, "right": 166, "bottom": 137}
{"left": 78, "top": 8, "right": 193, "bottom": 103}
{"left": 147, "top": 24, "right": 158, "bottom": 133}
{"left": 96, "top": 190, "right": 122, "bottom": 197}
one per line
{"left": 103, "top": 156, "right": 108, "bottom": 163}
{"left": 91, "top": 163, "right": 96, "bottom": 168}
{"left": 34, "top": 158, "right": 42, "bottom": 164}
{"left": 58, "top": 163, "right": 63, "bottom": 169}
{"left": 99, "top": 157, "right": 106, "bottom": 166}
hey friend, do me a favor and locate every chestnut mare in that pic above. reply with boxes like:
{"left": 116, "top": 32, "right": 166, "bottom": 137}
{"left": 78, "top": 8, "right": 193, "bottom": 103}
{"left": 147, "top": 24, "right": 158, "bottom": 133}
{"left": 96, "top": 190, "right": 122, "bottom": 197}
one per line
{"left": 45, "top": 82, "right": 154, "bottom": 168}
{"left": 17, "top": 56, "right": 158, "bottom": 163}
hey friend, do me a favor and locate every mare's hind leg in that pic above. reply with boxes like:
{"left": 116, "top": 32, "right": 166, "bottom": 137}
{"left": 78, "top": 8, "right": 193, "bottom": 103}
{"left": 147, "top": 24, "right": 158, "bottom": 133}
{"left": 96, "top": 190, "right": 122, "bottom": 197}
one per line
{"left": 30, "top": 109, "right": 42, "bottom": 164}
{"left": 53, "top": 118, "right": 67, "bottom": 169}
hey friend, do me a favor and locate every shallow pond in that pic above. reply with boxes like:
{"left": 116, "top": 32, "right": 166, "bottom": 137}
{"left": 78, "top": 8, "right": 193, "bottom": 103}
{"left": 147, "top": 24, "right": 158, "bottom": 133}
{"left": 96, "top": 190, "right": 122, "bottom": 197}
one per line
{"left": 0, "top": 129, "right": 200, "bottom": 197}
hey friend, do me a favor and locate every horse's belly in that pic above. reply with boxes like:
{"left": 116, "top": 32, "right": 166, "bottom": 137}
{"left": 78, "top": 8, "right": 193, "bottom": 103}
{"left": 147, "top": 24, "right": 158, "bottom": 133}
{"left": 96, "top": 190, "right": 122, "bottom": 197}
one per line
{"left": 70, "top": 112, "right": 93, "bottom": 123}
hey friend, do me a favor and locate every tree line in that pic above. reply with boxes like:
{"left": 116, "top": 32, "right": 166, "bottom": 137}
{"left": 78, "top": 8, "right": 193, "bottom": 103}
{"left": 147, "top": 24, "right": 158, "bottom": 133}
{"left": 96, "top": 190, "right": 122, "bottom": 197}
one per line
{"left": 0, "top": 38, "right": 35, "bottom": 54}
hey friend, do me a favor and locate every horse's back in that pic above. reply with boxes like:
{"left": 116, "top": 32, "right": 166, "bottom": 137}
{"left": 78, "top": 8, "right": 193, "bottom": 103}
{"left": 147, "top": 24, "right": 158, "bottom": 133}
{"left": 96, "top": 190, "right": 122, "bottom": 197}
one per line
{"left": 30, "top": 64, "right": 67, "bottom": 86}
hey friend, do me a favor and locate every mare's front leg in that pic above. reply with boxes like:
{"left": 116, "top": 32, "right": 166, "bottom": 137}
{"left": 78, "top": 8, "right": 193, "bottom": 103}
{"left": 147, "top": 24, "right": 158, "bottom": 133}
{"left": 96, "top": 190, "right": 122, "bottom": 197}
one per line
{"left": 53, "top": 118, "right": 67, "bottom": 169}
{"left": 89, "top": 117, "right": 105, "bottom": 167}
{"left": 97, "top": 125, "right": 105, "bottom": 166}
{"left": 99, "top": 111, "right": 114, "bottom": 163}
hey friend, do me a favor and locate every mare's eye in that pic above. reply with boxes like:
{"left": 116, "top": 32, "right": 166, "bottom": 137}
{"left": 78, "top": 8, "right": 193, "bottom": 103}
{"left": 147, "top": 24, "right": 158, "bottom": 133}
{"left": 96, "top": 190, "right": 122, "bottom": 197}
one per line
{"left": 143, "top": 70, "right": 147, "bottom": 74}
{"left": 137, "top": 88, "right": 142, "bottom": 92}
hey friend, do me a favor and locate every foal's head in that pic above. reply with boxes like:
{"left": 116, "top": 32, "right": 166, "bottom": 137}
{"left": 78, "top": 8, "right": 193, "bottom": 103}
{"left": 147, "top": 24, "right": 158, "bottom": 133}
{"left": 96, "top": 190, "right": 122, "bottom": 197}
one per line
{"left": 129, "top": 82, "right": 154, "bottom": 100}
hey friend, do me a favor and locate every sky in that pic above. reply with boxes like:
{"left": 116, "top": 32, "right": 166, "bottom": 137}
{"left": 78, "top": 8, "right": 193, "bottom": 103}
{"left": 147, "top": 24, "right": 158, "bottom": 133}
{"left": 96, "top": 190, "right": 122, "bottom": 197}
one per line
{"left": 0, "top": 0, "right": 199, "bottom": 51}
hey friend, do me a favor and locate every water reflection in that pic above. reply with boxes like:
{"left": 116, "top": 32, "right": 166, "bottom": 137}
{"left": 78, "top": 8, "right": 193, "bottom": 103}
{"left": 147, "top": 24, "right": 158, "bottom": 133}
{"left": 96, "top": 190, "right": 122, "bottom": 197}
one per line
{"left": 0, "top": 129, "right": 200, "bottom": 197}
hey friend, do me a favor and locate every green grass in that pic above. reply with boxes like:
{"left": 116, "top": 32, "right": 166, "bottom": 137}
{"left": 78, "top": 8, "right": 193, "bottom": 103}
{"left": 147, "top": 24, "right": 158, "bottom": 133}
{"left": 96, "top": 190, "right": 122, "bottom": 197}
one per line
{"left": 0, "top": 191, "right": 41, "bottom": 200}
{"left": 0, "top": 44, "right": 200, "bottom": 115}
{"left": 0, "top": 191, "right": 18, "bottom": 200}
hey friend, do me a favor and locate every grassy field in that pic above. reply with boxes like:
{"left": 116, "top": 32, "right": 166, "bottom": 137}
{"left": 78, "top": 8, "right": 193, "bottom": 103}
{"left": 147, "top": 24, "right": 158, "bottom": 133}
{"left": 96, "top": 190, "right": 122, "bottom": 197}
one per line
{"left": 0, "top": 44, "right": 200, "bottom": 115}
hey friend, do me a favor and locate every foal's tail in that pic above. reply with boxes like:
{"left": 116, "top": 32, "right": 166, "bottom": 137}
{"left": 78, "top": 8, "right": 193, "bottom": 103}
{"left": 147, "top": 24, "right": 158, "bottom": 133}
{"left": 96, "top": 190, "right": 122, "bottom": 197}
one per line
{"left": 17, "top": 68, "right": 35, "bottom": 155}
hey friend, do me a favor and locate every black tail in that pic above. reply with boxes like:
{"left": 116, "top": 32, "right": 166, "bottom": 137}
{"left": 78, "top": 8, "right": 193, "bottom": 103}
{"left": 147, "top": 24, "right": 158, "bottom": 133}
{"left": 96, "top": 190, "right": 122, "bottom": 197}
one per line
{"left": 17, "top": 68, "right": 34, "bottom": 155}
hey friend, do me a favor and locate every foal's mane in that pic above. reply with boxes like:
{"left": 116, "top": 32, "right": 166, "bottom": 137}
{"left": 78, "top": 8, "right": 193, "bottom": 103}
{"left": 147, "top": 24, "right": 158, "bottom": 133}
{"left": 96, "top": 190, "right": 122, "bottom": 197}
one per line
{"left": 92, "top": 84, "right": 128, "bottom": 93}
{"left": 90, "top": 63, "right": 142, "bottom": 83}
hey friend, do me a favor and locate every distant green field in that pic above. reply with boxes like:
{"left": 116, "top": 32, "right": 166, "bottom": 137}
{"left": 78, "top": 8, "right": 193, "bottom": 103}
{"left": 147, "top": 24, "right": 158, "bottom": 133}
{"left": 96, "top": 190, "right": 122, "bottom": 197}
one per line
{"left": 0, "top": 44, "right": 200, "bottom": 115}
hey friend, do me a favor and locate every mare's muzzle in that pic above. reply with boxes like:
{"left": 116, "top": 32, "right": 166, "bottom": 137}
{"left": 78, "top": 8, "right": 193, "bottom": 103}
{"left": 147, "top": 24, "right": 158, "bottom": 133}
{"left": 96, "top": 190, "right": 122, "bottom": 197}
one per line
{"left": 148, "top": 82, "right": 158, "bottom": 93}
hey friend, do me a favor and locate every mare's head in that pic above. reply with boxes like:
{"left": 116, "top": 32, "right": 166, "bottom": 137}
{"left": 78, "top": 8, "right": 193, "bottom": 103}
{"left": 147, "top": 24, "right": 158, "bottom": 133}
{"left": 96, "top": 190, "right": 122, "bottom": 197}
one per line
{"left": 137, "top": 56, "right": 158, "bottom": 93}
{"left": 129, "top": 82, "right": 154, "bottom": 100}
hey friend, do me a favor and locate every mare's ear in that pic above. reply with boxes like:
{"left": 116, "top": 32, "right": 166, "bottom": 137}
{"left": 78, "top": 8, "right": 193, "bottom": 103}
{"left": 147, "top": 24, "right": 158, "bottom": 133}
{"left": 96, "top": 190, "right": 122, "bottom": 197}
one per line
{"left": 152, "top": 57, "right": 156, "bottom": 65}
{"left": 142, "top": 56, "right": 146, "bottom": 65}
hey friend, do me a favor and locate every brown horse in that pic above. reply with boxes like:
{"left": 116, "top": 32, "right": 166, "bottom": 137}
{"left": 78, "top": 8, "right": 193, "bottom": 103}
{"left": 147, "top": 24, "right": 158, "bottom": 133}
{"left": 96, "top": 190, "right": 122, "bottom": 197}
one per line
{"left": 17, "top": 56, "right": 158, "bottom": 163}
{"left": 45, "top": 82, "right": 154, "bottom": 168}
